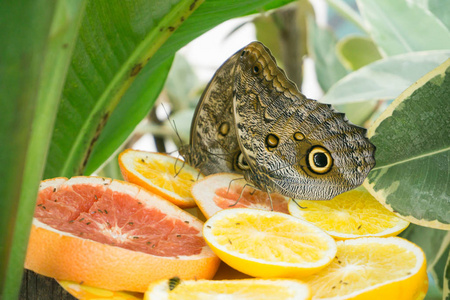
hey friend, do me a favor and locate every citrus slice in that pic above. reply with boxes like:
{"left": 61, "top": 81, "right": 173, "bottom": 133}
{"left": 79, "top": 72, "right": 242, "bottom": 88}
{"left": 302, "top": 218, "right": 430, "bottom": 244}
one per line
{"left": 144, "top": 278, "right": 311, "bottom": 300}
{"left": 119, "top": 149, "right": 202, "bottom": 208}
{"left": 203, "top": 208, "right": 337, "bottom": 278}
{"left": 289, "top": 190, "right": 410, "bottom": 240}
{"left": 302, "top": 237, "right": 428, "bottom": 300}
{"left": 25, "top": 176, "right": 220, "bottom": 292}
{"left": 192, "top": 173, "right": 290, "bottom": 219}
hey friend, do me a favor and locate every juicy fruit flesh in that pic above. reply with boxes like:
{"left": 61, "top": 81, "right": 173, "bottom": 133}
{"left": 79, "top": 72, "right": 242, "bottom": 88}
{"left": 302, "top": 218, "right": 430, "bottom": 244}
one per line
{"left": 294, "top": 190, "right": 404, "bottom": 235}
{"left": 214, "top": 186, "right": 289, "bottom": 213}
{"left": 167, "top": 281, "right": 298, "bottom": 298}
{"left": 303, "top": 242, "right": 418, "bottom": 298}
{"left": 35, "top": 181, "right": 205, "bottom": 257}
{"left": 134, "top": 158, "right": 196, "bottom": 199}
{"left": 211, "top": 212, "right": 331, "bottom": 263}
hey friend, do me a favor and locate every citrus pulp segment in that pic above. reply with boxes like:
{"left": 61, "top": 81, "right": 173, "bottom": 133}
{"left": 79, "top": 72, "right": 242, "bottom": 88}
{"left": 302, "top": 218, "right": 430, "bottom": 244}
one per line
{"left": 203, "top": 208, "right": 337, "bottom": 278}
{"left": 192, "top": 173, "right": 290, "bottom": 219}
{"left": 144, "top": 278, "right": 311, "bottom": 300}
{"left": 302, "top": 237, "right": 428, "bottom": 300}
{"left": 289, "top": 190, "right": 409, "bottom": 239}
{"left": 26, "top": 176, "right": 220, "bottom": 292}
{"left": 119, "top": 149, "right": 202, "bottom": 208}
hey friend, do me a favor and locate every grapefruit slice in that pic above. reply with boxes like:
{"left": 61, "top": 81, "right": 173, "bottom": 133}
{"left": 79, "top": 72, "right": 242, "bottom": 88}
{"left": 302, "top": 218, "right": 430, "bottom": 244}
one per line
{"left": 25, "top": 176, "right": 220, "bottom": 293}
{"left": 144, "top": 278, "right": 311, "bottom": 300}
{"left": 191, "top": 173, "right": 290, "bottom": 219}
{"left": 119, "top": 149, "right": 202, "bottom": 208}
{"left": 203, "top": 208, "right": 337, "bottom": 278}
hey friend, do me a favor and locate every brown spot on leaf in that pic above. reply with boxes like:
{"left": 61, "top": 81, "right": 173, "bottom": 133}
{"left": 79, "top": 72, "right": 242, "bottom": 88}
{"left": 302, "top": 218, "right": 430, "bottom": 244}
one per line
{"left": 190, "top": 0, "right": 198, "bottom": 10}
{"left": 130, "top": 63, "right": 142, "bottom": 77}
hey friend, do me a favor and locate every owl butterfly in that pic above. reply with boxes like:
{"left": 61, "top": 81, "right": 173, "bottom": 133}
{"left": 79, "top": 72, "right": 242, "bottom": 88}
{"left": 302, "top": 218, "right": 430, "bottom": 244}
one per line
{"left": 182, "top": 41, "right": 375, "bottom": 200}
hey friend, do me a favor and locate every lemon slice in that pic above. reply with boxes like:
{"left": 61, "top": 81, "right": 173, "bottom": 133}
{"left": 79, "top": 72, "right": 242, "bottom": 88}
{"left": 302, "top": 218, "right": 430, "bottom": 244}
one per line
{"left": 203, "top": 208, "right": 337, "bottom": 278}
{"left": 303, "top": 237, "right": 428, "bottom": 300}
{"left": 144, "top": 278, "right": 311, "bottom": 300}
{"left": 289, "top": 190, "right": 409, "bottom": 239}
{"left": 119, "top": 149, "right": 202, "bottom": 208}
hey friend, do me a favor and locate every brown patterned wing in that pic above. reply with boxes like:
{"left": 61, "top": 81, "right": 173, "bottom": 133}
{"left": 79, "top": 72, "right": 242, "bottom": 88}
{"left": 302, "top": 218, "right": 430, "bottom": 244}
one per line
{"left": 233, "top": 42, "right": 376, "bottom": 200}
{"left": 181, "top": 49, "right": 243, "bottom": 175}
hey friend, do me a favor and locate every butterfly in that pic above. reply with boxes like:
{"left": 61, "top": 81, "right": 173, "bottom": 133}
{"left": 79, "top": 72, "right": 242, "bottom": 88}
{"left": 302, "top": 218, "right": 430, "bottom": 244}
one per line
{"left": 181, "top": 41, "right": 375, "bottom": 200}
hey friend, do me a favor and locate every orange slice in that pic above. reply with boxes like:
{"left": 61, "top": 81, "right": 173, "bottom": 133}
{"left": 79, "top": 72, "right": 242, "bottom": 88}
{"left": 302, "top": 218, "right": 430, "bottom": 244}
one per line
{"left": 144, "top": 278, "right": 311, "bottom": 300}
{"left": 119, "top": 149, "right": 202, "bottom": 208}
{"left": 289, "top": 190, "right": 409, "bottom": 240}
{"left": 26, "top": 176, "right": 219, "bottom": 292}
{"left": 203, "top": 208, "right": 337, "bottom": 278}
{"left": 303, "top": 237, "right": 428, "bottom": 299}
{"left": 192, "top": 173, "right": 290, "bottom": 219}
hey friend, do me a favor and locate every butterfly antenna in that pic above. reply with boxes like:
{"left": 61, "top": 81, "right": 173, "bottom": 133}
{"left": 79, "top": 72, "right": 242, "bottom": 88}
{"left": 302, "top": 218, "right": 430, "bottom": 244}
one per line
{"left": 161, "top": 103, "right": 184, "bottom": 146}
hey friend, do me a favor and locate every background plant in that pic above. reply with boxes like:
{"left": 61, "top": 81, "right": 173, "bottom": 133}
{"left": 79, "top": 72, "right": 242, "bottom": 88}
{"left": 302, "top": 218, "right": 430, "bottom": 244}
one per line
{"left": 0, "top": 0, "right": 448, "bottom": 299}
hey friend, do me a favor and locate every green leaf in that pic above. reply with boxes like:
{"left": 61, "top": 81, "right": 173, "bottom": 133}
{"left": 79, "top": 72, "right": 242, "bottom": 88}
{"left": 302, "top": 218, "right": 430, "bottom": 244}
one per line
{"left": 336, "top": 35, "right": 382, "bottom": 70}
{"left": 321, "top": 50, "right": 450, "bottom": 104}
{"left": 84, "top": 57, "right": 174, "bottom": 175}
{"left": 431, "top": 240, "right": 450, "bottom": 292}
{"left": 307, "top": 17, "right": 348, "bottom": 92}
{"left": 46, "top": 0, "right": 293, "bottom": 179}
{"left": 357, "top": 0, "right": 450, "bottom": 56}
{"left": 0, "top": 0, "right": 86, "bottom": 298}
{"left": 44, "top": 0, "right": 205, "bottom": 179}
{"left": 325, "top": 0, "right": 366, "bottom": 33}
{"left": 444, "top": 252, "right": 450, "bottom": 300}
{"left": 428, "top": 0, "right": 450, "bottom": 32}
{"left": 363, "top": 59, "right": 450, "bottom": 229}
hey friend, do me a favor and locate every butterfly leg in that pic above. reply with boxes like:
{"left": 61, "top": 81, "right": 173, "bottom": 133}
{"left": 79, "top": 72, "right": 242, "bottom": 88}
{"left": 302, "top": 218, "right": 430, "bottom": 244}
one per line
{"left": 229, "top": 183, "right": 254, "bottom": 207}
{"left": 291, "top": 198, "right": 307, "bottom": 209}
{"left": 226, "top": 177, "right": 246, "bottom": 195}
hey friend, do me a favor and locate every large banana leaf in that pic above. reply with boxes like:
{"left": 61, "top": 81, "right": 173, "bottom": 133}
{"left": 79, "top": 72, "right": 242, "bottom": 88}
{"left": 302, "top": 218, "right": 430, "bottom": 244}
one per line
{"left": 43, "top": 0, "right": 295, "bottom": 179}
{"left": 364, "top": 59, "right": 450, "bottom": 229}
{"left": 0, "top": 0, "right": 86, "bottom": 298}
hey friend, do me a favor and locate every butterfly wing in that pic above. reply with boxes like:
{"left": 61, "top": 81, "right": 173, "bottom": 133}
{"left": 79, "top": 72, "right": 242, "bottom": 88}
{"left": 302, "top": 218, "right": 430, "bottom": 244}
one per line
{"left": 233, "top": 42, "right": 375, "bottom": 200}
{"left": 182, "top": 49, "right": 243, "bottom": 175}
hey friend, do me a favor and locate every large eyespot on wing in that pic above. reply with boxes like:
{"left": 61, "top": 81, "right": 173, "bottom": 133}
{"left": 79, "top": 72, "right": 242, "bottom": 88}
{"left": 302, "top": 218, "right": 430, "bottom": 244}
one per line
{"left": 307, "top": 146, "right": 333, "bottom": 174}
{"left": 232, "top": 41, "right": 376, "bottom": 200}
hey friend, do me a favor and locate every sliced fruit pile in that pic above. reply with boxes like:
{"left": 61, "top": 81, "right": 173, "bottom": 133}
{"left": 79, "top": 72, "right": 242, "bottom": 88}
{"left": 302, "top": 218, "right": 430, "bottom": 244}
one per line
{"left": 29, "top": 152, "right": 426, "bottom": 300}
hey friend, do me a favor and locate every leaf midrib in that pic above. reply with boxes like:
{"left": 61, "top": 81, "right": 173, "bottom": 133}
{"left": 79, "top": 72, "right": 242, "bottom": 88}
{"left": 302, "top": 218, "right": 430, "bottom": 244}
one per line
{"left": 59, "top": 0, "right": 202, "bottom": 176}
{"left": 373, "top": 147, "right": 449, "bottom": 170}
